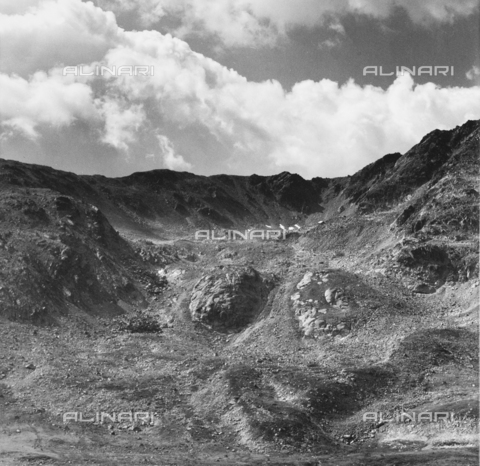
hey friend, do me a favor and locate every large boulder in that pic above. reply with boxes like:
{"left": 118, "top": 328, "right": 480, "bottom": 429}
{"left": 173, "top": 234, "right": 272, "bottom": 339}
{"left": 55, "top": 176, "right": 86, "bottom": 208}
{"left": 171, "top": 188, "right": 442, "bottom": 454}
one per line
{"left": 189, "top": 266, "right": 274, "bottom": 331}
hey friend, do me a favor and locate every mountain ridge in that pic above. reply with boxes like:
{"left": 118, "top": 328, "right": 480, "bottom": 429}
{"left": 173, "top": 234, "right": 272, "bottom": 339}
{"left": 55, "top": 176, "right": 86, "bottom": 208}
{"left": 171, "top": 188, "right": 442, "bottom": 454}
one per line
{"left": 1, "top": 119, "right": 478, "bottom": 237}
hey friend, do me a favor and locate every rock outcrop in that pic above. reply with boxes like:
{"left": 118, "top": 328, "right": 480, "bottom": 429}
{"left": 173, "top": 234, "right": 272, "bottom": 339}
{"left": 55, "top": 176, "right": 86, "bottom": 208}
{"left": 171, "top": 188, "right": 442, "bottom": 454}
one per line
{"left": 189, "top": 266, "right": 274, "bottom": 331}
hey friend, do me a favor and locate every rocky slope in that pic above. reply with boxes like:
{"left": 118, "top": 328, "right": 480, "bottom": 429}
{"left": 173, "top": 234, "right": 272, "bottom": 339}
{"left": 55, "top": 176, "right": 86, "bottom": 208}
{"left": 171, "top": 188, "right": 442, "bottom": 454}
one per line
{"left": 0, "top": 188, "right": 147, "bottom": 323}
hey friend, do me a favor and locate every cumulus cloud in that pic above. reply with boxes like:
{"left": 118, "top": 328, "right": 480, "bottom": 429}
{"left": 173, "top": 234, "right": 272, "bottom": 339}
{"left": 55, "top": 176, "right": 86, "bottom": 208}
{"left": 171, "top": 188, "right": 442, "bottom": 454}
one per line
{"left": 260, "top": 75, "right": 480, "bottom": 175}
{"left": 98, "top": 99, "right": 145, "bottom": 150}
{"left": 157, "top": 135, "right": 192, "bottom": 170}
{"left": 0, "top": 71, "right": 97, "bottom": 138}
{"left": 93, "top": 0, "right": 479, "bottom": 47}
{"left": 0, "top": 0, "right": 120, "bottom": 76}
{"left": 1, "top": 0, "right": 479, "bottom": 178}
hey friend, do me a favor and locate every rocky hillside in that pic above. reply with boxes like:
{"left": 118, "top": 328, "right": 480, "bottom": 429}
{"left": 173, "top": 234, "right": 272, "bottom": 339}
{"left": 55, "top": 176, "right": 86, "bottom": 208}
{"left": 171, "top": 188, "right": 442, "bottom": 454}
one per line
{"left": 0, "top": 186, "right": 170, "bottom": 323}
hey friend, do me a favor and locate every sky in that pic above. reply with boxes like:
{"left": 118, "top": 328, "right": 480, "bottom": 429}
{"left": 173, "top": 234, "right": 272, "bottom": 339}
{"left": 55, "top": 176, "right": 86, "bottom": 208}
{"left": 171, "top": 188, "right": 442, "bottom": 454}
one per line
{"left": 0, "top": 0, "right": 479, "bottom": 179}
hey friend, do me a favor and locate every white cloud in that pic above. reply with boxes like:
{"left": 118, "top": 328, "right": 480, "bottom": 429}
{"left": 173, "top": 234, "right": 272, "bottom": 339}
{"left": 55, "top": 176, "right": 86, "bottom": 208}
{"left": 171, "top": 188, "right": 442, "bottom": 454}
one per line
{"left": 0, "top": 71, "right": 97, "bottom": 138}
{"left": 318, "top": 38, "right": 341, "bottom": 50}
{"left": 329, "top": 20, "right": 346, "bottom": 35}
{"left": 0, "top": 0, "right": 120, "bottom": 76}
{"left": 318, "top": 18, "right": 345, "bottom": 50}
{"left": 258, "top": 75, "right": 480, "bottom": 175}
{"left": 157, "top": 135, "right": 192, "bottom": 170}
{"left": 98, "top": 99, "right": 145, "bottom": 150}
